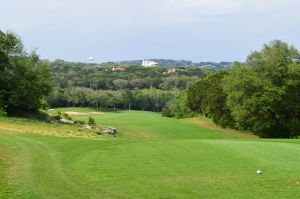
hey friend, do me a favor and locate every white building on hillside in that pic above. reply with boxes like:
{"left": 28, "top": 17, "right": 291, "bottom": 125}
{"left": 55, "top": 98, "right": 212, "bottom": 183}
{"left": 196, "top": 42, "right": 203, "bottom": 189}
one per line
{"left": 142, "top": 60, "right": 158, "bottom": 67}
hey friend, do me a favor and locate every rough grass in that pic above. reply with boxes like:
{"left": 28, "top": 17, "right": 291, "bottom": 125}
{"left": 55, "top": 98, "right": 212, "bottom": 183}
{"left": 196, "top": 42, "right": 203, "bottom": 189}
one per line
{"left": 0, "top": 117, "right": 103, "bottom": 139}
{"left": 0, "top": 108, "right": 300, "bottom": 199}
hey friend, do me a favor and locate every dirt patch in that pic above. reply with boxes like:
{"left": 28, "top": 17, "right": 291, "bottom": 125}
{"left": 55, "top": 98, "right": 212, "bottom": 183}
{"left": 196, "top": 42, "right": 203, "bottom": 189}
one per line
{"left": 65, "top": 111, "right": 104, "bottom": 116}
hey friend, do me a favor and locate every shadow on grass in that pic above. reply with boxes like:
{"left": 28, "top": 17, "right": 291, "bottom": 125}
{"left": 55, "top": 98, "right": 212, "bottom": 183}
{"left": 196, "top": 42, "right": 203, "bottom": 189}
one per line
{"left": 100, "top": 108, "right": 126, "bottom": 113}
{"left": 7, "top": 109, "right": 51, "bottom": 122}
{"left": 51, "top": 107, "right": 127, "bottom": 114}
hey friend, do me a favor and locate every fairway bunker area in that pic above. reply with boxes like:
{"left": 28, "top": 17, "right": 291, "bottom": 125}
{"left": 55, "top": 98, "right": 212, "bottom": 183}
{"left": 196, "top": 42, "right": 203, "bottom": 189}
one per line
{"left": 65, "top": 111, "right": 104, "bottom": 116}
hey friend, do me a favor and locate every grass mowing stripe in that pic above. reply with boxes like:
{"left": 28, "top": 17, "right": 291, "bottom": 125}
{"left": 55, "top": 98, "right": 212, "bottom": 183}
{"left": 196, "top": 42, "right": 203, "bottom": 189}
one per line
{"left": 0, "top": 143, "right": 13, "bottom": 199}
{"left": 0, "top": 108, "right": 299, "bottom": 198}
{"left": 68, "top": 109, "right": 255, "bottom": 139}
{"left": 1, "top": 135, "right": 300, "bottom": 198}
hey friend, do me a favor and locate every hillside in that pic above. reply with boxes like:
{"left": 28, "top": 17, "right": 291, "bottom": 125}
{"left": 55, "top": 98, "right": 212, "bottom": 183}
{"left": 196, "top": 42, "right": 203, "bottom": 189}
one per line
{"left": 106, "top": 59, "right": 233, "bottom": 69}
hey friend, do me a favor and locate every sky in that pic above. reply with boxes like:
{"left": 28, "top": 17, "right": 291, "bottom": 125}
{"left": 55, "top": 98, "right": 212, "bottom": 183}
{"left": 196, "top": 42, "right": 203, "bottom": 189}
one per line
{"left": 1, "top": 0, "right": 300, "bottom": 63}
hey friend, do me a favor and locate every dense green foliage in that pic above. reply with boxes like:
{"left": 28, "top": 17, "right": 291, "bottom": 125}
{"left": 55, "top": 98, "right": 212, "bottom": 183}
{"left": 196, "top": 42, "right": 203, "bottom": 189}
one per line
{"left": 185, "top": 41, "right": 300, "bottom": 138}
{"left": 187, "top": 71, "right": 235, "bottom": 128}
{"left": 0, "top": 31, "right": 52, "bottom": 114}
{"left": 49, "top": 60, "right": 207, "bottom": 90}
{"left": 49, "top": 87, "right": 173, "bottom": 112}
{"left": 162, "top": 90, "right": 194, "bottom": 118}
{"left": 47, "top": 59, "right": 211, "bottom": 111}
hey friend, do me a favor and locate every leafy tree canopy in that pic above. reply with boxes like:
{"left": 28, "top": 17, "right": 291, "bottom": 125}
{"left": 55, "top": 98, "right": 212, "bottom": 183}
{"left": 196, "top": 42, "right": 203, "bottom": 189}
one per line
{"left": 0, "top": 31, "right": 52, "bottom": 114}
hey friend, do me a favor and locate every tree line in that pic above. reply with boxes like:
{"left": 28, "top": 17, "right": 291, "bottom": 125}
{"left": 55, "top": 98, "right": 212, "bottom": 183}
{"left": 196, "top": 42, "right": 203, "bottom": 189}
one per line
{"left": 165, "top": 40, "right": 300, "bottom": 138}
{"left": 49, "top": 60, "right": 209, "bottom": 90}
{"left": 48, "top": 87, "right": 174, "bottom": 112}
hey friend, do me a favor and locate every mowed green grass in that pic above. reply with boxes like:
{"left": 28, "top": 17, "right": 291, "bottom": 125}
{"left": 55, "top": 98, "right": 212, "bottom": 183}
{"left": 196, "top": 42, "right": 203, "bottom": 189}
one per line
{"left": 53, "top": 108, "right": 255, "bottom": 139}
{"left": 0, "top": 108, "right": 300, "bottom": 198}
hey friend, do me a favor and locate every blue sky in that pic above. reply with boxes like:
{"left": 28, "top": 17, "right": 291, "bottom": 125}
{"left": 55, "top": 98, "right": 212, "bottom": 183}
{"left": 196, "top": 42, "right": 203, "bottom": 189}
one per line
{"left": 1, "top": 0, "right": 300, "bottom": 63}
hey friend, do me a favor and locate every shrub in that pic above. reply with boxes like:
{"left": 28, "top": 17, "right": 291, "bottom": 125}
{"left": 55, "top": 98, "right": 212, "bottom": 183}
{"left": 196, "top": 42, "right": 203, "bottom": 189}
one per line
{"left": 162, "top": 103, "right": 174, "bottom": 117}
{"left": 96, "top": 131, "right": 102, "bottom": 135}
{"left": 162, "top": 92, "right": 193, "bottom": 118}
{"left": 88, "top": 117, "right": 96, "bottom": 126}
{"left": 62, "top": 112, "right": 69, "bottom": 117}
{"left": 65, "top": 115, "right": 73, "bottom": 121}
{"left": 0, "top": 108, "right": 7, "bottom": 117}
{"left": 75, "top": 120, "right": 86, "bottom": 125}
{"left": 40, "top": 99, "right": 48, "bottom": 110}
{"left": 51, "top": 114, "right": 61, "bottom": 120}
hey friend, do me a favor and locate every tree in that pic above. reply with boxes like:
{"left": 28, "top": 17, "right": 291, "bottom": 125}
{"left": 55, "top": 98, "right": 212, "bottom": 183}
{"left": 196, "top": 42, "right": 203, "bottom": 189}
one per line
{"left": 187, "top": 72, "right": 234, "bottom": 127}
{"left": 162, "top": 91, "right": 193, "bottom": 118}
{"left": 113, "top": 79, "right": 128, "bottom": 90}
{"left": 130, "top": 78, "right": 149, "bottom": 89}
{"left": 87, "top": 91, "right": 111, "bottom": 110}
{"left": 224, "top": 41, "right": 300, "bottom": 137}
{"left": 122, "top": 89, "right": 134, "bottom": 110}
{"left": 0, "top": 31, "right": 52, "bottom": 113}
{"left": 184, "top": 40, "right": 300, "bottom": 137}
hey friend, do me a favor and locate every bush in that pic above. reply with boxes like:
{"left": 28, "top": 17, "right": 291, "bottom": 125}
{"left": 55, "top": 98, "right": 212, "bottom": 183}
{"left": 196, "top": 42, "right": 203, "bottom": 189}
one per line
{"left": 65, "top": 115, "right": 73, "bottom": 121}
{"left": 40, "top": 99, "right": 48, "bottom": 110}
{"left": 0, "top": 108, "right": 7, "bottom": 117}
{"left": 75, "top": 120, "right": 86, "bottom": 125}
{"left": 287, "top": 120, "right": 300, "bottom": 138}
{"left": 88, "top": 117, "right": 96, "bottom": 126}
{"left": 162, "top": 92, "right": 193, "bottom": 118}
{"left": 62, "top": 112, "right": 69, "bottom": 117}
{"left": 162, "top": 103, "right": 174, "bottom": 117}
{"left": 51, "top": 114, "right": 61, "bottom": 120}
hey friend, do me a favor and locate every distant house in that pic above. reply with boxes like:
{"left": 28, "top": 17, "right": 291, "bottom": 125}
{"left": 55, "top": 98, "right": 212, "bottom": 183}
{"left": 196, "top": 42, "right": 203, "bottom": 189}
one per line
{"left": 167, "top": 68, "right": 176, "bottom": 74}
{"left": 112, "top": 67, "right": 126, "bottom": 72}
{"left": 142, "top": 60, "right": 158, "bottom": 67}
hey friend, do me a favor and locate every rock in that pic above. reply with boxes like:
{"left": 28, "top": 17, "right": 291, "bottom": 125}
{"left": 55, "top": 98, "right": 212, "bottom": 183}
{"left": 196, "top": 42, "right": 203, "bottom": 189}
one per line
{"left": 101, "top": 127, "right": 117, "bottom": 135}
{"left": 80, "top": 124, "right": 92, "bottom": 130}
{"left": 60, "top": 118, "right": 74, "bottom": 124}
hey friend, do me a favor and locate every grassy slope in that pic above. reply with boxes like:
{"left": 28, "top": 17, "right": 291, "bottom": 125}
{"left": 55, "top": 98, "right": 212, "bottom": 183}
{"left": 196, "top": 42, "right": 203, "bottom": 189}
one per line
{"left": 0, "top": 117, "right": 103, "bottom": 138}
{"left": 61, "top": 109, "right": 255, "bottom": 139}
{"left": 0, "top": 108, "right": 300, "bottom": 198}
{"left": 0, "top": 144, "right": 12, "bottom": 198}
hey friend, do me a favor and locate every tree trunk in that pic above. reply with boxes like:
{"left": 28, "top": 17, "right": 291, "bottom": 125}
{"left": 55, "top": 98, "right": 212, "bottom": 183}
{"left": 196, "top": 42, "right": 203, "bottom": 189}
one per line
{"left": 200, "top": 107, "right": 206, "bottom": 117}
